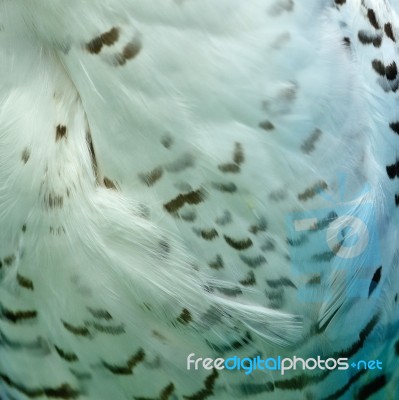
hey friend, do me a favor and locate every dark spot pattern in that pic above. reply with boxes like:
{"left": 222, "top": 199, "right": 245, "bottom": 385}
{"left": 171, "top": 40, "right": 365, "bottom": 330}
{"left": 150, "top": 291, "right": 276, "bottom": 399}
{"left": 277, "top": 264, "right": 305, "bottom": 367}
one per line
{"left": 183, "top": 369, "right": 219, "bottom": 400}
{"left": 54, "top": 345, "right": 79, "bottom": 362}
{"left": 21, "top": 148, "right": 30, "bottom": 164}
{"left": 134, "top": 383, "right": 175, "bottom": 400}
{"left": 103, "top": 177, "right": 117, "bottom": 190}
{"left": 164, "top": 189, "right": 205, "bottom": 214}
{"left": 239, "top": 271, "right": 256, "bottom": 286}
{"left": 0, "top": 305, "right": 37, "bottom": 324}
{"left": 139, "top": 167, "right": 164, "bottom": 186}
{"left": 389, "top": 122, "right": 399, "bottom": 135}
{"left": 259, "top": 120, "right": 275, "bottom": 131}
{"left": 249, "top": 218, "right": 267, "bottom": 235}
{"left": 55, "top": 125, "right": 67, "bottom": 142}
{"left": 357, "top": 375, "right": 387, "bottom": 400}
{"left": 301, "top": 128, "right": 322, "bottom": 154}
{"left": 367, "top": 9, "right": 380, "bottom": 30}
{"left": 224, "top": 235, "right": 253, "bottom": 250}
{"left": 0, "top": 375, "right": 80, "bottom": 399}
{"left": 358, "top": 30, "right": 382, "bottom": 47}
{"left": 368, "top": 266, "right": 382, "bottom": 297}
{"left": 386, "top": 159, "right": 399, "bottom": 179}
{"left": 196, "top": 229, "right": 219, "bottom": 241}
{"left": 102, "top": 348, "right": 145, "bottom": 375}
{"left": 115, "top": 38, "right": 142, "bottom": 66}
{"left": 208, "top": 255, "right": 224, "bottom": 270}
{"left": 62, "top": 321, "right": 91, "bottom": 337}
{"left": 87, "top": 307, "right": 112, "bottom": 320}
{"left": 239, "top": 254, "right": 266, "bottom": 268}
{"left": 177, "top": 308, "right": 192, "bottom": 325}
{"left": 89, "top": 321, "right": 125, "bottom": 335}
{"left": 45, "top": 193, "right": 63, "bottom": 209}
{"left": 384, "top": 23, "right": 396, "bottom": 42}
{"left": 86, "top": 27, "right": 120, "bottom": 54}
{"left": 298, "top": 181, "right": 327, "bottom": 201}
{"left": 211, "top": 182, "right": 237, "bottom": 193}
{"left": 266, "top": 278, "right": 296, "bottom": 289}
{"left": 218, "top": 142, "right": 245, "bottom": 173}
{"left": 16, "top": 274, "right": 34, "bottom": 290}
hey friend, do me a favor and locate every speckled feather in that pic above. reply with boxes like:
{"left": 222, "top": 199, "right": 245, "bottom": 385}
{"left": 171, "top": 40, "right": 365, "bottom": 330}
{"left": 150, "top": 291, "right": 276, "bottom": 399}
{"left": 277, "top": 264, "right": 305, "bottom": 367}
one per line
{"left": 0, "top": 0, "right": 398, "bottom": 399}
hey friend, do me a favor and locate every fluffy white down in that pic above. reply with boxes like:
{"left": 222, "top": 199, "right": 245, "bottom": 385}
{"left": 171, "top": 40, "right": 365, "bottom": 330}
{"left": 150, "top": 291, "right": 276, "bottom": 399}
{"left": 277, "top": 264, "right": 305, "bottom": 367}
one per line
{"left": 0, "top": 0, "right": 398, "bottom": 399}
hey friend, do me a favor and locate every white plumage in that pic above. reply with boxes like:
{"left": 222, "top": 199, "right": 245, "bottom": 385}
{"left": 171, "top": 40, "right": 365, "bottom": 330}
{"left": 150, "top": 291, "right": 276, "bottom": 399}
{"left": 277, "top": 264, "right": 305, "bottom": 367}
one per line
{"left": 0, "top": 0, "right": 398, "bottom": 399}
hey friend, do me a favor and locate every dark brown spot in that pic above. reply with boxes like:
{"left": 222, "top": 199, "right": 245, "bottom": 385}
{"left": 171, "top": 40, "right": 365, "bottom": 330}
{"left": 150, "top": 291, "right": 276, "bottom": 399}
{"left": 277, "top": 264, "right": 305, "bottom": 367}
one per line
{"left": 233, "top": 143, "right": 244, "bottom": 165}
{"left": 335, "top": 0, "right": 346, "bottom": 5}
{"left": 56, "top": 125, "right": 67, "bottom": 141}
{"left": 183, "top": 368, "right": 219, "bottom": 400}
{"left": 259, "top": 120, "right": 275, "bottom": 131}
{"left": 266, "top": 278, "right": 296, "bottom": 289}
{"left": 177, "top": 308, "right": 192, "bottom": 325}
{"left": 161, "top": 134, "right": 173, "bottom": 149}
{"left": 208, "top": 255, "right": 224, "bottom": 270}
{"left": 301, "top": 128, "right": 322, "bottom": 154}
{"left": 86, "top": 27, "right": 119, "bottom": 54}
{"left": 163, "top": 189, "right": 205, "bottom": 214}
{"left": 21, "top": 148, "right": 30, "bottom": 164}
{"left": 48, "top": 193, "right": 63, "bottom": 209}
{"left": 307, "top": 275, "right": 321, "bottom": 285}
{"left": 240, "top": 254, "right": 267, "bottom": 268}
{"left": 384, "top": 23, "right": 396, "bottom": 42}
{"left": 89, "top": 321, "right": 125, "bottom": 335}
{"left": 101, "top": 27, "right": 119, "bottom": 46}
{"left": 123, "top": 39, "right": 142, "bottom": 60}
{"left": 199, "top": 229, "right": 218, "bottom": 241}
{"left": 367, "top": 9, "right": 380, "bottom": 30}
{"left": 62, "top": 321, "right": 91, "bottom": 337}
{"left": 3, "top": 254, "right": 15, "bottom": 266}
{"left": 389, "top": 122, "right": 399, "bottom": 135}
{"left": 139, "top": 167, "right": 163, "bottom": 186}
{"left": 343, "top": 37, "right": 350, "bottom": 47}
{"left": 16, "top": 273, "right": 34, "bottom": 290}
{"left": 103, "top": 348, "right": 145, "bottom": 375}
{"left": 224, "top": 235, "right": 253, "bottom": 250}
{"left": 1, "top": 306, "right": 37, "bottom": 323}
{"left": 87, "top": 307, "right": 112, "bottom": 320}
{"left": 218, "top": 163, "right": 240, "bottom": 173}
{"left": 239, "top": 271, "right": 256, "bottom": 286}
{"left": 134, "top": 383, "right": 175, "bottom": 400}
{"left": 385, "top": 62, "right": 397, "bottom": 80}
{"left": 386, "top": 159, "right": 399, "bottom": 179}
{"left": 298, "top": 181, "right": 327, "bottom": 201}
{"left": 103, "top": 177, "right": 117, "bottom": 190}
{"left": 249, "top": 218, "right": 267, "bottom": 235}
{"left": 372, "top": 59, "right": 386, "bottom": 76}
{"left": 54, "top": 345, "right": 79, "bottom": 362}
{"left": 86, "top": 37, "right": 103, "bottom": 54}
{"left": 358, "top": 30, "right": 382, "bottom": 47}
{"left": 0, "top": 374, "right": 80, "bottom": 399}
{"left": 115, "top": 38, "right": 142, "bottom": 66}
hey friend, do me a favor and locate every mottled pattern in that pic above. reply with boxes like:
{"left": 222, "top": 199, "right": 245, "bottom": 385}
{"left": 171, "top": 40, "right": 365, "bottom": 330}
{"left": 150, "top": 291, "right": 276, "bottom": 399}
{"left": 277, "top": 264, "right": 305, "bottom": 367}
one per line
{"left": 0, "top": 0, "right": 398, "bottom": 399}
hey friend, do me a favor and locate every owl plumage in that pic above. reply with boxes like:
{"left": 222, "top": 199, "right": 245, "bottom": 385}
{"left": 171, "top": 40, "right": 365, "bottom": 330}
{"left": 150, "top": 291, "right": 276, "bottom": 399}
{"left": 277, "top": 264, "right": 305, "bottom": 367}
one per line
{"left": 0, "top": 0, "right": 398, "bottom": 399}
